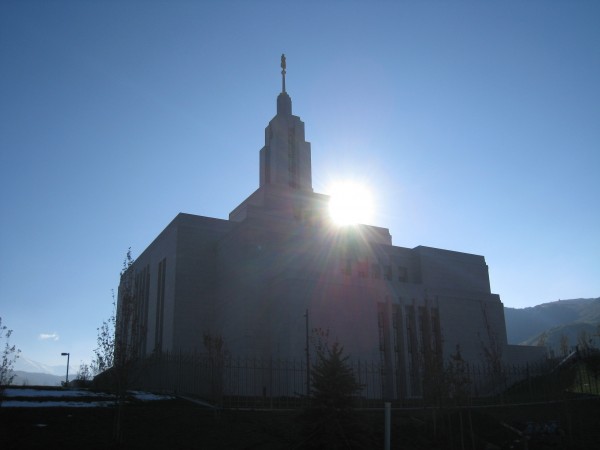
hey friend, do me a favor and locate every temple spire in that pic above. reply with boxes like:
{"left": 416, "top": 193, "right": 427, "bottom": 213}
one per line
{"left": 281, "top": 53, "right": 286, "bottom": 93}
{"left": 255, "top": 53, "right": 312, "bottom": 194}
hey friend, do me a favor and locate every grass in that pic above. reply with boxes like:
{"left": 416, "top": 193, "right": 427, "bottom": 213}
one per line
{"left": 2, "top": 394, "right": 600, "bottom": 449}
{"left": 1, "top": 398, "right": 302, "bottom": 449}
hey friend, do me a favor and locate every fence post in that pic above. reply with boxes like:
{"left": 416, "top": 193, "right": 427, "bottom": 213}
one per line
{"left": 269, "top": 357, "right": 273, "bottom": 409}
{"left": 384, "top": 401, "right": 391, "bottom": 450}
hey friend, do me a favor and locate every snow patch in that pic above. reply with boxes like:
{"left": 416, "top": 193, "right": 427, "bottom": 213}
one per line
{"left": 3, "top": 400, "right": 115, "bottom": 408}
{"left": 1, "top": 388, "right": 174, "bottom": 408}
{"left": 2, "top": 388, "right": 111, "bottom": 398}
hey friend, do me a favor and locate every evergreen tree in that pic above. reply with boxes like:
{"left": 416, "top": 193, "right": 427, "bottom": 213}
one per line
{"left": 300, "top": 340, "right": 371, "bottom": 449}
{"left": 311, "top": 342, "right": 361, "bottom": 410}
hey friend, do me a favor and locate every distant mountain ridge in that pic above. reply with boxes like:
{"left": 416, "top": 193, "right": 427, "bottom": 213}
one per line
{"left": 10, "top": 356, "right": 75, "bottom": 386}
{"left": 14, "top": 356, "right": 72, "bottom": 377}
{"left": 504, "top": 297, "right": 600, "bottom": 352}
{"left": 11, "top": 371, "right": 63, "bottom": 386}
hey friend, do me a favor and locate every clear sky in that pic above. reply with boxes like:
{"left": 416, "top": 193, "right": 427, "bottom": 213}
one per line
{"left": 1, "top": 1, "right": 599, "bottom": 368}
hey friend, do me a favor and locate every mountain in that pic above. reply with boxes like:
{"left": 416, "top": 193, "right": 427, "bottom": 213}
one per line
{"left": 8, "top": 355, "right": 83, "bottom": 386}
{"left": 14, "top": 356, "right": 72, "bottom": 377}
{"left": 8, "top": 356, "right": 77, "bottom": 386}
{"left": 520, "top": 322, "right": 598, "bottom": 350}
{"left": 11, "top": 371, "right": 64, "bottom": 387}
{"left": 504, "top": 297, "right": 600, "bottom": 352}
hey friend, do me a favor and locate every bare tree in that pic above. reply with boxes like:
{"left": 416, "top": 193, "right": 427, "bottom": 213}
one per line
{"left": 112, "top": 248, "right": 146, "bottom": 442}
{"left": 203, "top": 332, "right": 227, "bottom": 404}
{"left": 310, "top": 327, "right": 330, "bottom": 355}
{"left": 92, "top": 248, "right": 143, "bottom": 443}
{"left": 479, "top": 303, "right": 503, "bottom": 371}
{"left": 536, "top": 331, "right": 549, "bottom": 358}
{"left": 577, "top": 329, "right": 592, "bottom": 353}
{"left": 536, "top": 331, "right": 548, "bottom": 347}
{"left": 420, "top": 305, "right": 445, "bottom": 404}
{"left": 478, "top": 303, "right": 505, "bottom": 393}
{"left": 91, "top": 296, "right": 116, "bottom": 375}
{"left": 445, "top": 344, "right": 471, "bottom": 405}
{"left": 74, "top": 362, "right": 92, "bottom": 385}
{"left": 1, "top": 317, "right": 21, "bottom": 403}
{"left": 92, "top": 249, "right": 140, "bottom": 379}
{"left": 559, "top": 334, "right": 570, "bottom": 358}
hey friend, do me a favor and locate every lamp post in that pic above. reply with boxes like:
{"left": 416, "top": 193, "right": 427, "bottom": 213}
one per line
{"left": 61, "top": 352, "right": 70, "bottom": 386}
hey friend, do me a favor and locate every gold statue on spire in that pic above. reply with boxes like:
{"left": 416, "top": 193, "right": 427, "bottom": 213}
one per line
{"left": 281, "top": 53, "right": 287, "bottom": 93}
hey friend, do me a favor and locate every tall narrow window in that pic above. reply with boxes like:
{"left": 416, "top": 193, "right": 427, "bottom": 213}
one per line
{"left": 154, "top": 258, "right": 167, "bottom": 352}
{"left": 431, "top": 308, "right": 443, "bottom": 361}
{"left": 397, "top": 266, "right": 408, "bottom": 282}
{"left": 341, "top": 257, "right": 352, "bottom": 276}
{"left": 377, "top": 302, "right": 393, "bottom": 398}
{"left": 357, "top": 259, "right": 368, "bottom": 278}
{"left": 371, "top": 264, "right": 381, "bottom": 279}
{"left": 384, "top": 265, "right": 392, "bottom": 281}
{"left": 135, "top": 265, "right": 150, "bottom": 357}
{"left": 377, "top": 303, "right": 386, "bottom": 355}
{"left": 288, "top": 128, "right": 298, "bottom": 188}
{"left": 392, "top": 304, "right": 407, "bottom": 398}
{"left": 418, "top": 307, "right": 432, "bottom": 358}
{"left": 405, "top": 305, "right": 421, "bottom": 396}
{"left": 264, "top": 147, "right": 271, "bottom": 183}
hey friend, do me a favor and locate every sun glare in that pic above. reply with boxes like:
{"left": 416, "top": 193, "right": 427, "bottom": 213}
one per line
{"left": 328, "top": 181, "right": 374, "bottom": 226}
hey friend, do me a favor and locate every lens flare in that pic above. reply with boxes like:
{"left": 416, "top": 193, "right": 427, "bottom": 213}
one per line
{"left": 328, "top": 181, "right": 374, "bottom": 226}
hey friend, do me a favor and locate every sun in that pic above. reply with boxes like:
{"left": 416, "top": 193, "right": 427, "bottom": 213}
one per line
{"left": 328, "top": 181, "right": 374, "bottom": 226}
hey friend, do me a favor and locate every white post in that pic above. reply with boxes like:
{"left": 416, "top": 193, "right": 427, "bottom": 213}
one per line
{"left": 384, "top": 402, "right": 391, "bottom": 450}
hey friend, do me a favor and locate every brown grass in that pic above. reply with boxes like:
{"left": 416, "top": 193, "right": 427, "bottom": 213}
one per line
{"left": 1, "top": 395, "right": 599, "bottom": 449}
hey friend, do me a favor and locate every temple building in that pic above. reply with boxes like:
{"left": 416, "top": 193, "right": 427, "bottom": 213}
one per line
{"left": 118, "top": 56, "right": 544, "bottom": 399}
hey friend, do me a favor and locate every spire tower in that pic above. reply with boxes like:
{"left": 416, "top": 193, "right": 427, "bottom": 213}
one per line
{"left": 259, "top": 55, "right": 312, "bottom": 191}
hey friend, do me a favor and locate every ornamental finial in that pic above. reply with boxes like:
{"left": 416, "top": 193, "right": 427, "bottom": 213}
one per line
{"left": 281, "top": 53, "right": 286, "bottom": 93}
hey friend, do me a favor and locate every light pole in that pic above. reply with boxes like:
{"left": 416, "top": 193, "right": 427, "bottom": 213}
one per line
{"left": 61, "top": 352, "right": 70, "bottom": 386}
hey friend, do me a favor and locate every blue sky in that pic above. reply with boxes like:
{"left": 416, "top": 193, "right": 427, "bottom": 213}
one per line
{"left": 1, "top": 1, "right": 598, "bottom": 368}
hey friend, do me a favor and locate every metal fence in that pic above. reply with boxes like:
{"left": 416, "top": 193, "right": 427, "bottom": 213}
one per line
{"left": 111, "top": 349, "right": 599, "bottom": 409}
{"left": 124, "top": 352, "right": 384, "bottom": 408}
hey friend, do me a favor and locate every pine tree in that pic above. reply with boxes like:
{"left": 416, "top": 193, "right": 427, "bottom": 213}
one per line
{"left": 300, "top": 341, "right": 370, "bottom": 449}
